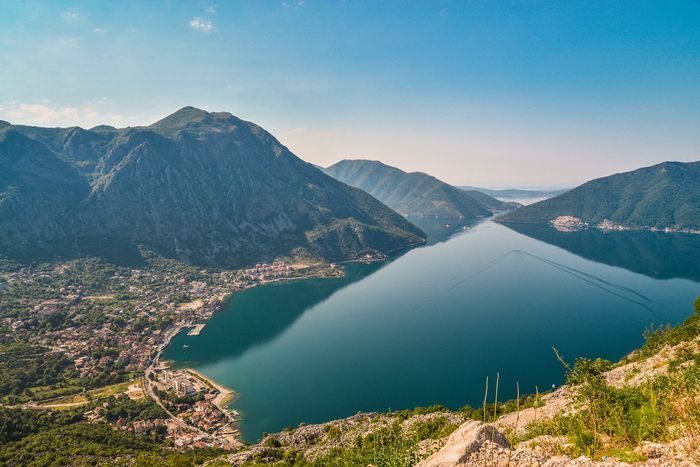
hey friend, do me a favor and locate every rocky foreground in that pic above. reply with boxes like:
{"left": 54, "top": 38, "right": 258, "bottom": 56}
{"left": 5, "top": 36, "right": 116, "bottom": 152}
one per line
{"left": 216, "top": 330, "right": 699, "bottom": 466}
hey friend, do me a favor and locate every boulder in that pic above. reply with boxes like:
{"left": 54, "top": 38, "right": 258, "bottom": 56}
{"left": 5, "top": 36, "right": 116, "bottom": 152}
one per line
{"left": 416, "top": 421, "right": 510, "bottom": 467}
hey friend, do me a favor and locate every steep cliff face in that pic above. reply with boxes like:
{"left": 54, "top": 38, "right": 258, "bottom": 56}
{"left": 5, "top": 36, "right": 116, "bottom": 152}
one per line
{"left": 0, "top": 130, "right": 90, "bottom": 248}
{"left": 0, "top": 107, "right": 425, "bottom": 265}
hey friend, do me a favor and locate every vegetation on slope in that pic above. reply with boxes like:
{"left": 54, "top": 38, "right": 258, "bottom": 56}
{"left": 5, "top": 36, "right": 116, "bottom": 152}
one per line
{"left": 0, "top": 108, "right": 425, "bottom": 267}
{"left": 515, "top": 295, "right": 700, "bottom": 462}
{"left": 499, "top": 161, "right": 700, "bottom": 231}
{"left": 0, "top": 401, "right": 222, "bottom": 466}
{"left": 227, "top": 294, "right": 700, "bottom": 466}
{"left": 324, "top": 159, "right": 514, "bottom": 218}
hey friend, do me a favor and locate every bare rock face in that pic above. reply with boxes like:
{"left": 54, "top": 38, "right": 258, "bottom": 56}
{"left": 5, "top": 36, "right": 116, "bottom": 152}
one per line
{"left": 416, "top": 420, "right": 510, "bottom": 467}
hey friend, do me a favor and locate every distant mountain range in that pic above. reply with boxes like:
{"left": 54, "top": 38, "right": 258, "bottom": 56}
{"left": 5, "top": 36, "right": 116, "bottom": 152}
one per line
{"left": 498, "top": 161, "right": 700, "bottom": 232}
{"left": 457, "top": 186, "right": 569, "bottom": 199}
{"left": 0, "top": 107, "right": 426, "bottom": 266}
{"left": 324, "top": 160, "right": 515, "bottom": 218}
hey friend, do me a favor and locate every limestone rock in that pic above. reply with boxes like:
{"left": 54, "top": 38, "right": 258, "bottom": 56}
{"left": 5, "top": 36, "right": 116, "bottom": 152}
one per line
{"left": 416, "top": 421, "right": 510, "bottom": 467}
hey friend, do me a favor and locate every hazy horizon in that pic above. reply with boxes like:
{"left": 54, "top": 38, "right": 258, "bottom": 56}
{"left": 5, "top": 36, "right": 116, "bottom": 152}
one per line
{"left": 1, "top": 1, "right": 698, "bottom": 187}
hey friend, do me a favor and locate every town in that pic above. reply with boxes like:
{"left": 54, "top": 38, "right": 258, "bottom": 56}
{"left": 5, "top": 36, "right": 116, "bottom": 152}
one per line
{"left": 0, "top": 254, "right": 341, "bottom": 449}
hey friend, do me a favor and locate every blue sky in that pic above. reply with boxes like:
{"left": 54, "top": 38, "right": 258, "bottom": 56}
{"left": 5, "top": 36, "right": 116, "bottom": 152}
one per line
{"left": 1, "top": 1, "right": 698, "bottom": 187}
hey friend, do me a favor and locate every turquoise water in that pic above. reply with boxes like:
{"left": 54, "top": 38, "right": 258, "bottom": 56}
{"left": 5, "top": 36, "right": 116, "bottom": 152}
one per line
{"left": 163, "top": 218, "right": 700, "bottom": 442}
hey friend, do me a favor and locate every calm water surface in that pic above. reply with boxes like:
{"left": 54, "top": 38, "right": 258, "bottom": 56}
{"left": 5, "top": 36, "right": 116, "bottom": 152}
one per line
{"left": 163, "top": 214, "right": 700, "bottom": 442}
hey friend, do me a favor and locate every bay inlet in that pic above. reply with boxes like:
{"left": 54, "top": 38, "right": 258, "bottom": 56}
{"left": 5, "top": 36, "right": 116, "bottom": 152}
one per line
{"left": 163, "top": 215, "right": 700, "bottom": 442}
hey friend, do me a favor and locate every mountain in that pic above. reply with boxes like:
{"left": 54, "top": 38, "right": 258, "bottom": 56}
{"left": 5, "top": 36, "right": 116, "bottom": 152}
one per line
{"left": 0, "top": 107, "right": 425, "bottom": 266}
{"left": 457, "top": 186, "right": 569, "bottom": 199}
{"left": 497, "top": 161, "right": 700, "bottom": 231}
{"left": 323, "top": 160, "right": 515, "bottom": 218}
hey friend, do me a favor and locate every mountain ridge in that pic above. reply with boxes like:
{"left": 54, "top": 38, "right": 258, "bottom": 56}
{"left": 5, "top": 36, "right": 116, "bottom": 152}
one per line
{"left": 324, "top": 159, "right": 516, "bottom": 219}
{"left": 497, "top": 160, "right": 700, "bottom": 232}
{"left": 458, "top": 186, "right": 569, "bottom": 199}
{"left": 0, "top": 108, "right": 426, "bottom": 266}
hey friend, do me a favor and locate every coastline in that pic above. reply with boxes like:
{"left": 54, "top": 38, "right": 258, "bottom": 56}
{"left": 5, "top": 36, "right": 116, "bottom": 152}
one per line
{"left": 495, "top": 218, "right": 700, "bottom": 236}
{"left": 155, "top": 262, "right": 347, "bottom": 364}
{"left": 185, "top": 368, "right": 236, "bottom": 408}
{"left": 148, "top": 262, "right": 350, "bottom": 443}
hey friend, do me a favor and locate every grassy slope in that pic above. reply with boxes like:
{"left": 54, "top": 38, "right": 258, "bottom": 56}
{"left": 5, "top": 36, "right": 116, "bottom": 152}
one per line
{"left": 512, "top": 296, "right": 700, "bottom": 462}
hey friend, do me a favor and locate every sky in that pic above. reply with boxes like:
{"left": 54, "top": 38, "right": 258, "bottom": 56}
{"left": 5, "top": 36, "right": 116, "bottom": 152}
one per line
{"left": 1, "top": 1, "right": 698, "bottom": 188}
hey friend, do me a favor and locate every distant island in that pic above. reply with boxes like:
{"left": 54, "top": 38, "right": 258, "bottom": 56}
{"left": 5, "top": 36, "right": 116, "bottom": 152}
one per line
{"left": 324, "top": 159, "right": 517, "bottom": 219}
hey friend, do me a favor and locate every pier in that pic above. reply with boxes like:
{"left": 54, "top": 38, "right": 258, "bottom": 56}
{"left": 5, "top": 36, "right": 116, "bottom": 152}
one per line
{"left": 187, "top": 323, "right": 206, "bottom": 336}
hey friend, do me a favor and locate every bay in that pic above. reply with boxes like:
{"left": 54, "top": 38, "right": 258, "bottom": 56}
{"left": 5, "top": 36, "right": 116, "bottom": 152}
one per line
{"left": 163, "top": 213, "right": 700, "bottom": 442}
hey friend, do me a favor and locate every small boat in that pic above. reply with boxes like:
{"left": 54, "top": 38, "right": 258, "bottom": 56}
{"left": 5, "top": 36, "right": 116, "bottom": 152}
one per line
{"left": 182, "top": 344, "right": 189, "bottom": 349}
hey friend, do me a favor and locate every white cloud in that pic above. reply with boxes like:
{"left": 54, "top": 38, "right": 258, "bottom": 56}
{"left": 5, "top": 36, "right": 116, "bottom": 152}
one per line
{"left": 0, "top": 103, "right": 132, "bottom": 127}
{"left": 92, "top": 28, "right": 106, "bottom": 33}
{"left": 189, "top": 17, "right": 214, "bottom": 33}
{"left": 282, "top": 1, "right": 304, "bottom": 9}
{"left": 205, "top": 5, "right": 216, "bottom": 14}
{"left": 61, "top": 9, "right": 82, "bottom": 22}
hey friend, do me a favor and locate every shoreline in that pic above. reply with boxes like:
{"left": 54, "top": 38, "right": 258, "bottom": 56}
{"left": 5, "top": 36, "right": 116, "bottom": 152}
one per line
{"left": 149, "top": 263, "right": 350, "bottom": 443}
{"left": 156, "top": 263, "right": 347, "bottom": 359}
{"left": 495, "top": 218, "right": 700, "bottom": 236}
{"left": 185, "top": 368, "right": 236, "bottom": 408}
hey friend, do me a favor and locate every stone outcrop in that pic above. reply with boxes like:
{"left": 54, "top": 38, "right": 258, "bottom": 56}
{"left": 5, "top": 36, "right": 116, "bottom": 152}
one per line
{"left": 416, "top": 421, "right": 510, "bottom": 467}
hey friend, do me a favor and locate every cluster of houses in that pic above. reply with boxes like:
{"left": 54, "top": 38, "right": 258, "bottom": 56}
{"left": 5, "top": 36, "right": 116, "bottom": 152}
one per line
{"left": 0, "top": 258, "right": 337, "bottom": 450}
{"left": 2, "top": 259, "right": 329, "bottom": 387}
{"left": 160, "top": 369, "right": 202, "bottom": 396}
{"left": 117, "top": 417, "right": 170, "bottom": 434}
{"left": 170, "top": 430, "right": 233, "bottom": 449}
{"left": 597, "top": 219, "right": 627, "bottom": 231}
{"left": 152, "top": 369, "right": 238, "bottom": 440}
{"left": 33, "top": 321, "right": 158, "bottom": 377}
{"left": 188, "top": 400, "right": 228, "bottom": 433}
{"left": 117, "top": 413, "right": 230, "bottom": 448}
{"left": 82, "top": 395, "right": 234, "bottom": 449}
{"left": 241, "top": 261, "right": 294, "bottom": 281}
{"left": 1, "top": 264, "right": 243, "bottom": 382}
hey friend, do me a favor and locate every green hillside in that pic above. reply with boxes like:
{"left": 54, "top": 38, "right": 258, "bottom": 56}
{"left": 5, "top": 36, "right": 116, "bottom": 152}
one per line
{"left": 0, "top": 108, "right": 426, "bottom": 266}
{"left": 324, "top": 159, "right": 515, "bottom": 218}
{"left": 498, "top": 161, "right": 700, "bottom": 231}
